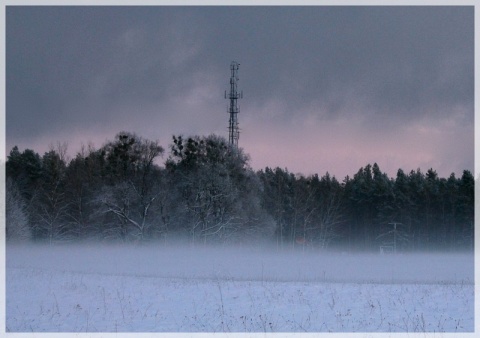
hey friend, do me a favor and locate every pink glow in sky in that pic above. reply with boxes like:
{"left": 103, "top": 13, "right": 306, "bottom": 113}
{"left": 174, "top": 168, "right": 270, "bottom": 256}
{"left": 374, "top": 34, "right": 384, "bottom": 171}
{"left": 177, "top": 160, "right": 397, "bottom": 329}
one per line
{"left": 6, "top": 6, "right": 474, "bottom": 179}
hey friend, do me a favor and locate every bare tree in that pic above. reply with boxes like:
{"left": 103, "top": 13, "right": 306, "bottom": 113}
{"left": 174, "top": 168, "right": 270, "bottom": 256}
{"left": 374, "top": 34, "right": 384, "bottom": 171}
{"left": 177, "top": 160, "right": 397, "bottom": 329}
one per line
{"left": 100, "top": 180, "right": 164, "bottom": 241}
{"left": 282, "top": 173, "right": 345, "bottom": 250}
{"left": 314, "top": 186, "right": 344, "bottom": 249}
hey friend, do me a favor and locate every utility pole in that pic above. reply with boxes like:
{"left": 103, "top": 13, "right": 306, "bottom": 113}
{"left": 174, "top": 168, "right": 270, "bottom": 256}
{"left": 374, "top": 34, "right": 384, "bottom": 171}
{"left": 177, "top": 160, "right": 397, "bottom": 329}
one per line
{"left": 388, "top": 222, "right": 402, "bottom": 254}
{"left": 225, "top": 61, "right": 242, "bottom": 148}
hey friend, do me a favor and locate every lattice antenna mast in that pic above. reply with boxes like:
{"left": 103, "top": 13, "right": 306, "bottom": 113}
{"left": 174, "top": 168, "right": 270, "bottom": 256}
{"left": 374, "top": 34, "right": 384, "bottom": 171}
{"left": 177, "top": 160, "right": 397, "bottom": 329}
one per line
{"left": 225, "top": 61, "right": 242, "bottom": 148}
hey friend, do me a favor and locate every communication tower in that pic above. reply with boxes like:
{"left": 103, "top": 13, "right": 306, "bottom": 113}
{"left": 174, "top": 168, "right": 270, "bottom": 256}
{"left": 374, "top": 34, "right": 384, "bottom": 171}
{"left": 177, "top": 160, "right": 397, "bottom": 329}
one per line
{"left": 225, "top": 61, "right": 242, "bottom": 148}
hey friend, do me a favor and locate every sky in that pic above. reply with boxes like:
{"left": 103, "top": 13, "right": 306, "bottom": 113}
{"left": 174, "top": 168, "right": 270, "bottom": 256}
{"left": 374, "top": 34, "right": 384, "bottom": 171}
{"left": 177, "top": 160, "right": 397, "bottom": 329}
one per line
{"left": 5, "top": 5, "right": 475, "bottom": 179}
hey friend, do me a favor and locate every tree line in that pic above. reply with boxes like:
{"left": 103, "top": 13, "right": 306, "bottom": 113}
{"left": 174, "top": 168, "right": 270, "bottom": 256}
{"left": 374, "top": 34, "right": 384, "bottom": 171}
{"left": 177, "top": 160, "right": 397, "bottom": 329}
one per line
{"left": 5, "top": 131, "right": 475, "bottom": 251}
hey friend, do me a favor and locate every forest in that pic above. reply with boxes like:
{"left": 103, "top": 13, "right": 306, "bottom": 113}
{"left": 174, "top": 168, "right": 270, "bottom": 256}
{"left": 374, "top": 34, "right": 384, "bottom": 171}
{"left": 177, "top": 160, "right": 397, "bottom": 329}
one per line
{"left": 5, "top": 131, "right": 475, "bottom": 252}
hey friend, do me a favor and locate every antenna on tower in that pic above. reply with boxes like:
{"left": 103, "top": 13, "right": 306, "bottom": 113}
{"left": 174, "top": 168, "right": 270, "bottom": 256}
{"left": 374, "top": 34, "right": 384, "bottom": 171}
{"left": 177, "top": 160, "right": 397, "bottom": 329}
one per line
{"left": 225, "top": 61, "right": 242, "bottom": 148}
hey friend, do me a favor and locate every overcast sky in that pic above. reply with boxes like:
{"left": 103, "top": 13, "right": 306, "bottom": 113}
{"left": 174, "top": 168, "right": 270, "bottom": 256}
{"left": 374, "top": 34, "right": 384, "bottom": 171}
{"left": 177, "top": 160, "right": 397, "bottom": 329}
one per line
{"left": 5, "top": 5, "right": 474, "bottom": 179}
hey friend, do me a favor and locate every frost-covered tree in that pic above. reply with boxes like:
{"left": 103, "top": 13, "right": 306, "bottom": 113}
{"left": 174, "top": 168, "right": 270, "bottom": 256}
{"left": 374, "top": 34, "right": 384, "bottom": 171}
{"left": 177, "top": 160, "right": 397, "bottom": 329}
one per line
{"left": 98, "top": 132, "right": 164, "bottom": 241}
{"left": 167, "top": 134, "right": 274, "bottom": 245}
{"left": 31, "top": 149, "right": 70, "bottom": 243}
{"left": 5, "top": 178, "right": 30, "bottom": 241}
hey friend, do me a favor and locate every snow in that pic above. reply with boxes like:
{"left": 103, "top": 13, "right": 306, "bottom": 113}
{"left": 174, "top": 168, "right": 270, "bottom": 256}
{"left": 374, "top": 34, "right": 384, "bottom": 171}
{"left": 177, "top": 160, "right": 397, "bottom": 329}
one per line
{"left": 5, "top": 243, "right": 474, "bottom": 333}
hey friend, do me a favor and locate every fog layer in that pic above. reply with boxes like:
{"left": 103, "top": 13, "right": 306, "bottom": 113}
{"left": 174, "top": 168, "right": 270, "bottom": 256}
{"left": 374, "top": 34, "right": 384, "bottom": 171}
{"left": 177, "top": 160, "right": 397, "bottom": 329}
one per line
{"left": 7, "top": 244, "right": 473, "bottom": 285}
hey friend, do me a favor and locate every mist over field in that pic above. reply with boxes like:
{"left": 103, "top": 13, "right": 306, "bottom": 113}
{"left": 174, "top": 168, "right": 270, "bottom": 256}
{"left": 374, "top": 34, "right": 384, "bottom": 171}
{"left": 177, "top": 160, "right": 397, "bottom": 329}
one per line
{"left": 6, "top": 243, "right": 473, "bottom": 285}
{"left": 6, "top": 243, "right": 474, "bottom": 332}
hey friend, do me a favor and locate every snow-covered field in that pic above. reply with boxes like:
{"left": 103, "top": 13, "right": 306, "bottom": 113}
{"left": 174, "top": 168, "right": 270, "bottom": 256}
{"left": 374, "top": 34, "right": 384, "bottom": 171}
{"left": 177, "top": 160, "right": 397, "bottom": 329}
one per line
{"left": 6, "top": 243, "right": 474, "bottom": 333}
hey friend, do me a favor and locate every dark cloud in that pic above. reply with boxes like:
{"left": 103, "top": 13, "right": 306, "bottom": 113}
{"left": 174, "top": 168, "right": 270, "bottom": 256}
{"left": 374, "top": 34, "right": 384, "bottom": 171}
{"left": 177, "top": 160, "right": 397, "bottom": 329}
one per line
{"left": 5, "top": 5, "right": 474, "bottom": 178}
